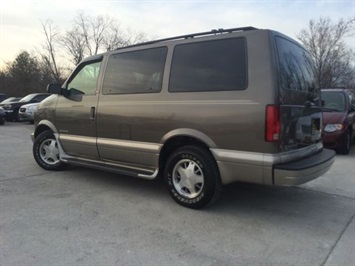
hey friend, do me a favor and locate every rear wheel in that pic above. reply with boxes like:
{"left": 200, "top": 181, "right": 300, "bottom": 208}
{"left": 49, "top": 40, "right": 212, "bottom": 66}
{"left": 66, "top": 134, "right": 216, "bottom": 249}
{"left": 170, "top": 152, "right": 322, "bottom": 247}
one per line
{"left": 164, "top": 145, "right": 222, "bottom": 209}
{"left": 33, "top": 130, "right": 69, "bottom": 170}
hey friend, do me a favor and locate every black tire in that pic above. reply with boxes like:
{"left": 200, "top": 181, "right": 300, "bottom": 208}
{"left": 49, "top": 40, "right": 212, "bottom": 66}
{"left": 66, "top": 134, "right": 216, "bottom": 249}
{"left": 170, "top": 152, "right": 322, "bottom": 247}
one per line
{"left": 164, "top": 145, "right": 222, "bottom": 209}
{"left": 0, "top": 119, "right": 4, "bottom": 125}
{"left": 338, "top": 130, "right": 351, "bottom": 155}
{"left": 13, "top": 110, "right": 19, "bottom": 122}
{"left": 33, "top": 130, "right": 69, "bottom": 171}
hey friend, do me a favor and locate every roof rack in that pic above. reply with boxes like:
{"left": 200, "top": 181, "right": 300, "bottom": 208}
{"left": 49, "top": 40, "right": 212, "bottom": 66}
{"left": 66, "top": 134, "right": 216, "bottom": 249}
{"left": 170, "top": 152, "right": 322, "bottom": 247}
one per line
{"left": 114, "top": 26, "right": 258, "bottom": 51}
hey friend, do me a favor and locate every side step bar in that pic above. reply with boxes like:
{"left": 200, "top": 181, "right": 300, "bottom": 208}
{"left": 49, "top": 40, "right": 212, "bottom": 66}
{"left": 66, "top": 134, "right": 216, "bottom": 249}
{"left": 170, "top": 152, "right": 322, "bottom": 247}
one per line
{"left": 62, "top": 157, "right": 158, "bottom": 180}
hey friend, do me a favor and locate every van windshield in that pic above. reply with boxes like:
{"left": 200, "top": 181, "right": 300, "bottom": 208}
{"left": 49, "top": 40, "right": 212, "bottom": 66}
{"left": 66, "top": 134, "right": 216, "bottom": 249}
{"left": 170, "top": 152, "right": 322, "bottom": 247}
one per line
{"left": 276, "top": 37, "right": 316, "bottom": 92}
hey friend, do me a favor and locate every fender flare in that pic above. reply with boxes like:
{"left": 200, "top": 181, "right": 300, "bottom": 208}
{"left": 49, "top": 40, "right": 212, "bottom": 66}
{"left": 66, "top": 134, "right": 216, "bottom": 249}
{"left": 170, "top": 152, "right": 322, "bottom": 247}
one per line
{"left": 160, "top": 128, "right": 217, "bottom": 148}
{"left": 34, "top": 120, "right": 58, "bottom": 138}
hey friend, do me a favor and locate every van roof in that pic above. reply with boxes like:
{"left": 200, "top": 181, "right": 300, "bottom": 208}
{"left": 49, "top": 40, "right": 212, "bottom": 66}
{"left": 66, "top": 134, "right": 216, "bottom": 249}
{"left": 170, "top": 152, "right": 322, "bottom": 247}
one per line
{"left": 81, "top": 26, "right": 260, "bottom": 63}
{"left": 114, "top": 26, "right": 259, "bottom": 51}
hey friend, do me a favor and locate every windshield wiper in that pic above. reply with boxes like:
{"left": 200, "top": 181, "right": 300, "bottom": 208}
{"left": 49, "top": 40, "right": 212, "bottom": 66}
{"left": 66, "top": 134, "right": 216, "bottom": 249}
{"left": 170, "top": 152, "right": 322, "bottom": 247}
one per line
{"left": 321, "top": 107, "right": 339, "bottom": 112}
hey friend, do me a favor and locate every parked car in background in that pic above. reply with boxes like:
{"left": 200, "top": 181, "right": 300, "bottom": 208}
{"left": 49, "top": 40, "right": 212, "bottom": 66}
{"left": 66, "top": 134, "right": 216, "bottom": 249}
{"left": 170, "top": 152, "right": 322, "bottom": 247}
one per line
{"left": 321, "top": 88, "right": 355, "bottom": 154}
{"left": 18, "top": 103, "right": 41, "bottom": 123}
{"left": 0, "top": 93, "right": 7, "bottom": 102}
{"left": 0, "top": 107, "right": 6, "bottom": 125}
{"left": 0, "top": 93, "right": 51, "bottom": 121}
{"left": 0, "top": 97, "right": 21, "bottom": 105}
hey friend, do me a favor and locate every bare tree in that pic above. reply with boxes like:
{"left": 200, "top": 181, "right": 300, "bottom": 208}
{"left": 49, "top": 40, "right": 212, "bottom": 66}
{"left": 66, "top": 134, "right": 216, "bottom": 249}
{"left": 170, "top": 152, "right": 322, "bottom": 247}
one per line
{"left": 74, "top": 12, "right": 116, "bottom": 56}
{"left": 104, "top": 27, "right": 148, "bottom": 51}
{"left": 62, "top": 12, "right": 149, "bottom": 64}
{"left": 38, "top": 20, "right": 63, "bottom": 82}
{"left": 104, "top": 25, "right": 129, "bottom": 51}
{"left": 61, "top": 26, "right": 87, "bottom": 65}
{"left": 35, "top": 12, "right": 151, "bottom": 81}
{"left": 297, "top": 17, "right": 355, "bottom": 88}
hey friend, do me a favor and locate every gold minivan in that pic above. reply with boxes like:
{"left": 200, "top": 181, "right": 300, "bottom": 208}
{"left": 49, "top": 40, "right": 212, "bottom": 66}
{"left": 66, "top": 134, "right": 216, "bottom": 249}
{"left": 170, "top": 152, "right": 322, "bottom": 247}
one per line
{"left": 32, "top": 27, "right": 335, "bottom": 209}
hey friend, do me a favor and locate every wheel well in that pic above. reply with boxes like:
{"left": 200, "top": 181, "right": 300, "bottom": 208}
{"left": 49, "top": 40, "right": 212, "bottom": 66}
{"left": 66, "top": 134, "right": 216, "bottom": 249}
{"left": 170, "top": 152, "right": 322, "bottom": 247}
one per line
{"left": 159, "top": 136, "right": 212, "bottom": 174}
{"left": 34, "top": 125, "right": 52, "bottom": 139}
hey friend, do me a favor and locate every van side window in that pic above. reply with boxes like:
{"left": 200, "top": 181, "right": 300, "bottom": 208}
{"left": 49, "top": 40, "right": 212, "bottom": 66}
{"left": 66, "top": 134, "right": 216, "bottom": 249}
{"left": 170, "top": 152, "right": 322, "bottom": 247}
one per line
{"left": 169, "top": 38, "right": 247, "bottom": 92}
{"left": 276, "top": 37, "right": 316, "bottom": 92}
{"left": 67, "top": 62, "right": 101, "bottom": 95}
{"left": 103, "top": 47, "right": 167, "bottom": 94}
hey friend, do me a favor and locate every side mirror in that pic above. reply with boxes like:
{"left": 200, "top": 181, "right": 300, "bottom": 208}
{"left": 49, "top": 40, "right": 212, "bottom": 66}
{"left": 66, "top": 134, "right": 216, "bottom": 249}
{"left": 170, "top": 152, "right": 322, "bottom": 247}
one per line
{"left": 47, "top": 84, "right": 62, "bottom": 94}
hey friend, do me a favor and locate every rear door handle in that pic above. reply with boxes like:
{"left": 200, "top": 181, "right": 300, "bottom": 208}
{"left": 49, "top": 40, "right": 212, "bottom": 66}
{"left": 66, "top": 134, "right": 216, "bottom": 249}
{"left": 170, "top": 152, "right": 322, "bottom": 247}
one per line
{"left": 90, "top": 107, "right": 95, "bottom": 122}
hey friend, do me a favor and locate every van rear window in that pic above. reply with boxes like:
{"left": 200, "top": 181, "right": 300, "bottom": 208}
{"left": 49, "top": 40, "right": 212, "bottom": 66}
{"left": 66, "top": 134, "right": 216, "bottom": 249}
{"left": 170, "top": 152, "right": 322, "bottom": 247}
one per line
{"left": 169, "top": 38, "right": 247, "bottom": 92}
{"left": 276, "top": 37, "right": 316, "bottom": 92}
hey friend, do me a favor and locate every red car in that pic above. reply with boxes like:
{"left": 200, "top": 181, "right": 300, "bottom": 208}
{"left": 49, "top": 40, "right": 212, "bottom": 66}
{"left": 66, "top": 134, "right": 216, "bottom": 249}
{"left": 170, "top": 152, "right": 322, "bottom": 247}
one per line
{"left": 321, "top": 88, "right": 355, "bottom": 154}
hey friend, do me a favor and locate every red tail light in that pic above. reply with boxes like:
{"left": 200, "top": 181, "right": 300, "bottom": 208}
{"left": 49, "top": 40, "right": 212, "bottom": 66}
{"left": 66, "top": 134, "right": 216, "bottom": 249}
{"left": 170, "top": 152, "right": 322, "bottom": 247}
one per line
{"left": 265, "top": 105, "right": 280, "bottom": 142}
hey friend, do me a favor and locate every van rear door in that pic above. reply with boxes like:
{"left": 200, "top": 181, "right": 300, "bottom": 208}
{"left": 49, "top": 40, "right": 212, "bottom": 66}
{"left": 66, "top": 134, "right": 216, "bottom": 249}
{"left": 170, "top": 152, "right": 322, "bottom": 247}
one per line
{"left": 274, "top": 36, "right": 322, "bottom": 152}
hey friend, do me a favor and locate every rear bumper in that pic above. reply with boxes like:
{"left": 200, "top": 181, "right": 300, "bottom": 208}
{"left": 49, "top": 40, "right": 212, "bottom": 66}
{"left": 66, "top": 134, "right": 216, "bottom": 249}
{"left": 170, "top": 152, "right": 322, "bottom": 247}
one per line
{"left": 273, "top": 149, "right": 335, "bottom": 186}
{"left": 4, "top": 110, "right": 14, "bottom": 120}
{"left": 211, "top": 144, "right": 335, "bottom": 186}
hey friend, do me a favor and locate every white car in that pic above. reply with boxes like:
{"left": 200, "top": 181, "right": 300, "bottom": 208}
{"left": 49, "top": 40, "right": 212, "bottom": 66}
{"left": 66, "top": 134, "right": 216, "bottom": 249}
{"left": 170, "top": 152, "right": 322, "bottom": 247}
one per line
{"left": 18, "top": 102, "right": 40, "bottom": 123}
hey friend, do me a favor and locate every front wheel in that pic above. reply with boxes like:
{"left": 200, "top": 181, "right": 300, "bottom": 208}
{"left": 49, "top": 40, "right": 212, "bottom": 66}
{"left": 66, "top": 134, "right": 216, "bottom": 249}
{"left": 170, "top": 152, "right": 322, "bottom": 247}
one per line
{"left": 164, "top": 146, "right": 222, "bottom": 209}
{"left": 33, "top": 130, "right": 68, "bottom": 171}
{"left": 338, "top": 130, "right": 351, "bottom": 155}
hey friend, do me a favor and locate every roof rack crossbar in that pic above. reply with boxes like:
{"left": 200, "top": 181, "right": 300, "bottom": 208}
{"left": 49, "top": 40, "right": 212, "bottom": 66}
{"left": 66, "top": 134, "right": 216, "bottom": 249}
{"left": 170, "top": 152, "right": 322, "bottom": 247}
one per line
{"left": 114, "top": 26, "right": 258, "bottom": 51}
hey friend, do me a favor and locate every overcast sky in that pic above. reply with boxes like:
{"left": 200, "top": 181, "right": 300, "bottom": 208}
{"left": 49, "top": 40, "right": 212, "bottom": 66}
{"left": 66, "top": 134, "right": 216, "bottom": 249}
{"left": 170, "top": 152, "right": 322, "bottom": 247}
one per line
{"left": 0, "top": 0, "right": 354, "bottom": 69}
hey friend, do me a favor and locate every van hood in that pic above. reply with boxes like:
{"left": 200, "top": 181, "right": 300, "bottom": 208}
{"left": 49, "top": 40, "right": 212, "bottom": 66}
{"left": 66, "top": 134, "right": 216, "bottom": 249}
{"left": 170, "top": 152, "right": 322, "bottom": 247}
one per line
{"left": 322, "top": 112, "right": 346, "bottom": 125}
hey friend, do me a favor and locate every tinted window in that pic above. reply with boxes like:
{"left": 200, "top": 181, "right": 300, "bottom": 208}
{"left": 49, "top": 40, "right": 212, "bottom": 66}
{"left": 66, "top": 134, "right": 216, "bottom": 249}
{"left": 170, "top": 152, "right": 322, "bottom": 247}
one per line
{"left": 169, "top": 38, "right": 247, "bottom": 92}
{"left": 276, "top": 37, "right": 316, "bottom": 92}
{"left": 103, "top": 47, "right": 167, "bottom": 94}
{"left": 67, "top": 62, "right": 101, "bottom": 95}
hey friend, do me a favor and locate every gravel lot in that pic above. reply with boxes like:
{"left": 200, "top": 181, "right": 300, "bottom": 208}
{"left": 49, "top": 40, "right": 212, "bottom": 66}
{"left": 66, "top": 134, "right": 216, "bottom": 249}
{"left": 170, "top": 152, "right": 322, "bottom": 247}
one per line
{"left": 1, "top": 122, "right": 354, "bottom": 265}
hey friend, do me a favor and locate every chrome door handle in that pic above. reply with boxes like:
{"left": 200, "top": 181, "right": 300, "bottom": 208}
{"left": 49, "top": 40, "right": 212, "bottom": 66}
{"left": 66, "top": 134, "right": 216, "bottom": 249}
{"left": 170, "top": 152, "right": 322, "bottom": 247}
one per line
{"left": 90, "top": 107, "right": 95, "bottom": 122}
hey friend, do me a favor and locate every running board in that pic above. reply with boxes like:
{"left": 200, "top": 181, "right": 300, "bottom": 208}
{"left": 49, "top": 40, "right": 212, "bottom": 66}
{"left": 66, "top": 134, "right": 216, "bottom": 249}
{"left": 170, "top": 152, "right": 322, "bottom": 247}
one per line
{"left": 62, "top": 157, "right": 158, "bottom": 180}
